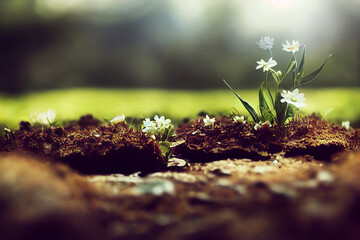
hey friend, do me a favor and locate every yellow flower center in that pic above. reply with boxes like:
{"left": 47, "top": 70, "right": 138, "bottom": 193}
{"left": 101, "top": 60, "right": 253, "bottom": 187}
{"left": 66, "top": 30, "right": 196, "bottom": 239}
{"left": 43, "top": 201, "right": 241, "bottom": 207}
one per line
{"left": 288, "top": 46, "right": 297, "bottom": 51}
{"left": 291, "top": 98, "right": 298, "bottom": 102}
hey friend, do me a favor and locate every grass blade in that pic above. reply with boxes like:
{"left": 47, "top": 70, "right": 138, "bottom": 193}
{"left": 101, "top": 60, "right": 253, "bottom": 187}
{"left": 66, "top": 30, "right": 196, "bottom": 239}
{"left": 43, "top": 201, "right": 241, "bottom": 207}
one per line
{"left": 296, "top": 54, "right": 332, "bottom": 87}
{"left": 297, "top": 47, "right": 306, "bottom": 77}
{"left": 223, "top": 79, "right": 260, "bottom": 122}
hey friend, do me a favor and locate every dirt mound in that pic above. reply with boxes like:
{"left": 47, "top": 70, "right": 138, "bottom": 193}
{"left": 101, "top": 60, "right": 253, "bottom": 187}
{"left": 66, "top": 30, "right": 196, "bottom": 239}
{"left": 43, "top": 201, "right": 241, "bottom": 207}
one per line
{"left": 0, "top": 115, "right": 166, "bottom": 175}
{"left": 173, "top": 115, "right": 359, "bottom": 162}
{"left": 1, "top": 152, "right": 360, "bottom": 240}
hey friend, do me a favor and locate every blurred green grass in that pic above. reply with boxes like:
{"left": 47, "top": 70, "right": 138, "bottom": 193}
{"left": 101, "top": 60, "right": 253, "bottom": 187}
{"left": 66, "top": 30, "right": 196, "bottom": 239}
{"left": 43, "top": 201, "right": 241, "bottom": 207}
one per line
{"left": 0, "top": 88, "right": 359, "bottom": 129}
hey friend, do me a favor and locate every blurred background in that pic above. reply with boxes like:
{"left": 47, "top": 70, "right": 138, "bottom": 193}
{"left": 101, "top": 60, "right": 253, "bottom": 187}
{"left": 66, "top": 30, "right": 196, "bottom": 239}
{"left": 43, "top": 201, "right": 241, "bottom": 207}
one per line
{"left": 0, "top": 0, "right": 359, "bottom": 128}
{"left": 0, "top": 0, "right": 359, "bottom": 93}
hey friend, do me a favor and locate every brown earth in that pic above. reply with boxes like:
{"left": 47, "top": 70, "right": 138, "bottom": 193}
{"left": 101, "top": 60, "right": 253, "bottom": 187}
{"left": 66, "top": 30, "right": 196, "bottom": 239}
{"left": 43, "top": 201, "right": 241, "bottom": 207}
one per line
{"left": 0, "top": 152, "right": 360, "bottom": 240}
{"left": 0, "top": 115, "right": 360, "bottom": 240}
{"left": 0, "top": 114, "right": 166, "bottom": 175}
{"left": 173, "top": 115, "right": 360, "bottom": 161}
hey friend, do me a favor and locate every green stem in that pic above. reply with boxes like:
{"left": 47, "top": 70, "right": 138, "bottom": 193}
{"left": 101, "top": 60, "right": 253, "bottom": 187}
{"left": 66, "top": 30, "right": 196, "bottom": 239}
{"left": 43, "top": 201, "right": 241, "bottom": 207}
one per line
{"left": 265, "top": 71, "right": 275, "bottom": 109}
{"left": 269, "top": 48, "right": 273, "bottom": 58}
{"left": 292, "top": 53, "right": 298, "bottom": 90}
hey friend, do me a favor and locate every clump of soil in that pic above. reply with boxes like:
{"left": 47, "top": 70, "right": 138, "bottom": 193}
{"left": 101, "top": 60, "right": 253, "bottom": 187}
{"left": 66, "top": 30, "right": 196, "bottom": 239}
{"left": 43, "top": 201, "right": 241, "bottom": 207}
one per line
{"left": 173, "top": 115, "right": 360, "bottom": 162}
{"left": 1, "top": 151, "right": 360, "bottom": 240}
{"left": 0, "top": 115, "right": 166, "bottom": 175}
{"left": 0, "top": 153, "right": 103, "bottom": 240}
{"left": 1, "top": 114, "right": 360, "bottom": 239}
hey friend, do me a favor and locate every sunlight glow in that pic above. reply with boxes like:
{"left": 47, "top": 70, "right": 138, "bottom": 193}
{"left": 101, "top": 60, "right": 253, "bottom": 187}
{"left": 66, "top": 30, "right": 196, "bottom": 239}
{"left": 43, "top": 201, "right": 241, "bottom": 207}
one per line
{"left": 36, "top": 0, "right": 114, "bottom": 14}
{"left": 266, "top": 0, "right": 298, "bottom": 8}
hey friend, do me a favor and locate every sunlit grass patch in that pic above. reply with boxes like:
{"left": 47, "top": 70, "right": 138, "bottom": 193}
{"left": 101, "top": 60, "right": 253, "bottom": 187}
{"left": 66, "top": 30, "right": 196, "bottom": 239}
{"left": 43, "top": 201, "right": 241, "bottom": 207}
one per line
{"left": 0, "top": 88, "right": 359, "bottom": 129}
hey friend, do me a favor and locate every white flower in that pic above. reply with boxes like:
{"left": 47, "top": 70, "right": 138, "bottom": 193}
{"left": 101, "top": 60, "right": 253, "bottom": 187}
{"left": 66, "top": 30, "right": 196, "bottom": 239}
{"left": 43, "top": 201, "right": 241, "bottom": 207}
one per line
{"left": 280, "top": 89, "right": 306, "bottom": 108}
{"left": 142, "top": 115, "right": 173, "bottom": 135}
{"left": 254, "top": 121, "right": 272, "bottom": 130}
{"left": 109, "top": 114, "right": 125, "bottom": 123}
{"left": 341, "top": 121, "right": 350, "bottom": 130}
{"left": 143, "top": 118, "right": 154, "bottom": 128}
{"left": 154, "top": 115, "right": 172, "bottom": 131}
{"left": 282, "top": 40, "right": 300, "bottom": 53}
{"left": 233, "top": 116, "right": 246, "bottom": 124}
{"left": 31, "top": 110, "right": 56, "bottom": 126}
{"left": 203, "top": 115, "right": 215, "bottom": 127}
{"left": 46, "top": 110, "right": 56, "bottom": 124}
{"left": 142, "top": 118, "right": 157, "bottom": 134}
{"left": 254, "top": 123, "right": 262, "bottom": 130}
{"left": 257, "top": 36, "right": 274, "bottom": 50}
{"left": 256, "top": 57, "right": 277, "bottom": 72}
{"left": 262, "top": 121, "right": 272, "bottom": 128}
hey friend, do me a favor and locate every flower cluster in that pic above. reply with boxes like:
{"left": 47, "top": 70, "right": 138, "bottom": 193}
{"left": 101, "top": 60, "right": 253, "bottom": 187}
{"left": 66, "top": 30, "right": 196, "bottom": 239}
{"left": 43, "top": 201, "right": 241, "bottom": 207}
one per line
{"left": 142, "top": 115, "right": 173, "bottom": 140}
{"left": 224, "top": 36, "right": 331, "bottom": 127}
{"left": 233, "top": 115, "right": 246, "bottom": 124}
{"left": 30, "top": 110, "right": 56, "bottom": 126}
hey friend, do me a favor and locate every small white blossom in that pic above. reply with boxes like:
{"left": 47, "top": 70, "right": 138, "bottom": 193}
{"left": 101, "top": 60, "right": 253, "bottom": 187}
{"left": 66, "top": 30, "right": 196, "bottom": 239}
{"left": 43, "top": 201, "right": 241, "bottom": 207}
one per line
{"left": 154, "top": 115, "right": 172, "bottom": 131}
{"left": 31, "top": 110, "right": 56, "bottom": 126}
{"left": 203, "top": 115, "right": 215, "bottom": 128}
{"left": 254, "top": 121, "right": 272, "bottom": 131}
{"left": 142, "top": 115, "right": 173, "bottom": 136}
{"left": 142, "top": 118, "right": 157, "bottom": 134}
{"left": 46, "top": 110, "right": 56, "bottom": 124}
{"left": 254, "top": 123, "right": 262, "bottom": 130}
{"left": 280, "top": 89, "right": 306, "bottom": 108}
{"left": 282, "top": 40, "right": 300, "bottom": 53}
{"left": 109, "top": 114, "right": 125, "bottom": 123}
{"left": 143, "top": 118, "right": 154, "bottom": 128}
{"left": 262, "top": 121, "right": 272, "bottom": 128}
{"left": 233, "top": 116, "right": 246, "bottom": 124}
{"left": 256, "top": 57, "right": 277, "bottom": 72}
{"left": 257, "top": 36, "right": 274, "bottom": 50}
{"left": 341, "top": 121, "right": 350, "bottom": 130}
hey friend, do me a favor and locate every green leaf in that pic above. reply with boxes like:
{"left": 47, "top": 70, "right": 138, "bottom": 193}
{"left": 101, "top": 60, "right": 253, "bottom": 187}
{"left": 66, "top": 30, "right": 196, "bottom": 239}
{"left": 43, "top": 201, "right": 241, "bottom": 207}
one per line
{"left": 264, "top": 72, "right": 275, "bottom": 109}
{"left": 296, "top": 54, "right": 332, "bottom": 87}
{"left": 271, "top": 70, "right": 280, "bottom": 83}
{"left": 297, "top": 47, "right": 306, "bottom": 77}
{"left": 260, "top": 107, "right": 275, "bottom": 123}
{"left": 274, "top": 91, "right": 288, "bottom": 126}
{"left": 281, "top": 57, "right": 296, "bottom": 83}
{"left": 286, "top": 104, "right": 296, "bottom": 118}
{"left": 259, "top": 82, "right": 270, "bottom": 111}
{"left": 223, "top": 79, "right": 260, "bottom": 122}
{"left": 159, "top": 141, "right": 172, "bottom": 157}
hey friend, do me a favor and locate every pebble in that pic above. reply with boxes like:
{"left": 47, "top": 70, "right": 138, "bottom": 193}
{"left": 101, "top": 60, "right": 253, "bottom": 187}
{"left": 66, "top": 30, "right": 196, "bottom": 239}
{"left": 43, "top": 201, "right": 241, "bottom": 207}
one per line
{"left": 253, "top": 165, "right": 276, "bottom": 174}
{"left": 270, "top": 184, "right": 297, "bottom": 198}
{"left": 317, "top": 170, "right": 334, "bottom": 183}
{"left": 291, "top": 179, "right": 318, "bottom": 189}
{"left": 167, "top": 158, "right": 187, "bottom": 167}
{"left": 133, "top": 179, "right": 175, "bottom": 196}
{"left": 43, "top": 142, "right": 52, "bottom": 154}
{"left": 149, "top": 172, "right": 198, "bottom": 183}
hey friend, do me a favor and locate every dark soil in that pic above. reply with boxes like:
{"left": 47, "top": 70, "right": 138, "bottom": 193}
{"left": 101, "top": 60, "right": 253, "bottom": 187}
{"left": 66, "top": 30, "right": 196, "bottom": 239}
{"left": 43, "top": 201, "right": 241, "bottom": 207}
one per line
{"left": 0, "top": 114, "right": 360, "bottom": 240}
{"left": 173, "top": 115, "right": 360, "bottom": 162}
{"left": 0, "top": 114, "right": 166, "bottom": 175}
{"left": 1, "top": 152, "right": 360, "bottom": 240}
